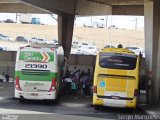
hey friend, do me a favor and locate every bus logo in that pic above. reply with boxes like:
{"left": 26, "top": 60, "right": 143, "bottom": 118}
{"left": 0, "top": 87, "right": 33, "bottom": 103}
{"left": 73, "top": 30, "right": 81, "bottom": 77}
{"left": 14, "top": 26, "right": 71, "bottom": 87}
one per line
{"left": 25, "top": 64, "right": 47, "bottom": 69}
{"left": 19, "top": 51, "right": 54, "bottom": 62}
{"left": 100, "top": 81, "right": 105, "bottom": 87}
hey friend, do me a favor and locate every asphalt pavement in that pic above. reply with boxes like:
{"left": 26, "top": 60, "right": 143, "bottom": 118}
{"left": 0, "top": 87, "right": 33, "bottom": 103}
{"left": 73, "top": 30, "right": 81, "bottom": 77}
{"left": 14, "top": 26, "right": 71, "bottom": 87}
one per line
{"left": 0, "top": 98, "right": 147, "bottom": 120}
{"left": 0, "top": 82, "right": 152, "bottom": 120}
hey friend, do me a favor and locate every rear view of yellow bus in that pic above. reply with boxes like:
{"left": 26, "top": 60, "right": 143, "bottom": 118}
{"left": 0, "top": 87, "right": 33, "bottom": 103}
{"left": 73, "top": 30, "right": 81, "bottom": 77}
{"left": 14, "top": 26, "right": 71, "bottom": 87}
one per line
{"left": 93, "top": 48, "right": 139, "bottom": 108}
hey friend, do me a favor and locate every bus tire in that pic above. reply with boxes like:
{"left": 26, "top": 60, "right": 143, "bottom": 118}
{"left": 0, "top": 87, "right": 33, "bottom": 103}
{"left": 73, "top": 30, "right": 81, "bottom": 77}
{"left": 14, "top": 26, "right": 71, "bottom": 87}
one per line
{"left": 19, "top": 99, "right": 24, "bottom": 103}
{"left": 93, "top": 105, "right": 101, "bottom": 110}
{"left": 47, "top": 99, "right": 57, "bottom": 105}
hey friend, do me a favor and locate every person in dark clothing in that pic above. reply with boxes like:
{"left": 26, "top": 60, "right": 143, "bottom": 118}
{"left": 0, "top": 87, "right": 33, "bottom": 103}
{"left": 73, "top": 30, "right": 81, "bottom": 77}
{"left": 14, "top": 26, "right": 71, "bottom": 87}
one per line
{"left": 85, "top": 83, "right": 91, "bottom": 96}
{"left": 5, "top": 74, "right": 9, "bottom": 82}
{"left": 87, "top": 69, "right": 90, "bottom": 76}
{"left": 65, "top": 70, "right": 70, "bottom": 78}
{"left": 64, "top": 77, "right": 72, "bottom": 95}
{"left": 81, "top": 70, "right": 85, "bottom": 77}
{"left": 117, "top": 44, "right": 123, "bottom": 48}
{"left": 139, "top": 51, "right": 143, "bottom": 66}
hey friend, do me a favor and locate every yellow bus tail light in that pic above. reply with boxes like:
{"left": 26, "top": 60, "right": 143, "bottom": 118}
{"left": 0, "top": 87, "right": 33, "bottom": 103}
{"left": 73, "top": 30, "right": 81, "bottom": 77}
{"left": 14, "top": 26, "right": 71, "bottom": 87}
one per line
{"left": 93, "top": 86, "right": 97, "bottom": 93}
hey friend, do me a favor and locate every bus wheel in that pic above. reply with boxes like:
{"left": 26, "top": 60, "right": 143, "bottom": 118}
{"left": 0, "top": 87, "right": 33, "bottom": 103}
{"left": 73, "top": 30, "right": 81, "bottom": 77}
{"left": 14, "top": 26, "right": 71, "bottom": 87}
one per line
{"left": 93, "top": 105, "right": 101, "bottom": 110}
{"left": 47, "top": 100, "right": 57, "bottom": 105}
{"left": 19, "top": 99, "right": 24, "bottom": 103}
{"left": 127, "top": 108, "right": 136, "bottom": 113}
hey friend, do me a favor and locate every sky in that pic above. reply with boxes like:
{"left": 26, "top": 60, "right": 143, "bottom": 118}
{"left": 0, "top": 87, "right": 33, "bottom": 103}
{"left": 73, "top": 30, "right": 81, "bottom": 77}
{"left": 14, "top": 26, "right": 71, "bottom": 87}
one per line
{"left": 0, "top": 13, "right": 144, "bottom": 30}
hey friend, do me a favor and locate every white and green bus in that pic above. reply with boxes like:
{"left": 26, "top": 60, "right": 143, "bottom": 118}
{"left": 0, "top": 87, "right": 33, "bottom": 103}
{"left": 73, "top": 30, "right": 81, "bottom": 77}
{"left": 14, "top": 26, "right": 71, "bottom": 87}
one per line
{"left": 15, "top": 46, "right": 61, "bottom": 101}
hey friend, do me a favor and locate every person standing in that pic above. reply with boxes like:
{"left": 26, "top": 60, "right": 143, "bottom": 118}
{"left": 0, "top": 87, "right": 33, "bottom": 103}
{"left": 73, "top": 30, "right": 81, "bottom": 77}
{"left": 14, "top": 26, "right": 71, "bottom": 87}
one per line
{"left": 5, "top": 73, "right": 9, "bottom": 82}
{"left": 87, "top": 69, "right": 90, "bottom": 76}
{"left": 64, "top": 77, "right": 72, "bottom": 95}
{"left": 71, "top": 81, "right": 77, "bottom": 98}
{"left": 82, "top": 73, "right": 89, "bottom": 96}
{"left": 139, "top": 51, "right": 143, "bottom": 65}
{"left": 117, "top": 44, "right": 123, "bottom": 48}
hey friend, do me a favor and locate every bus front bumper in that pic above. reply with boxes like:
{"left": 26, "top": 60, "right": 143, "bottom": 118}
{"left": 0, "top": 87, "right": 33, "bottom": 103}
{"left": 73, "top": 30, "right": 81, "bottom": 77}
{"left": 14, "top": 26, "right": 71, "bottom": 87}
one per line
{"left": 93, "top": 94, "right": 137, "bottom": 108}
{"left": 15, "top": 89, "right": 57, "bottom": 100}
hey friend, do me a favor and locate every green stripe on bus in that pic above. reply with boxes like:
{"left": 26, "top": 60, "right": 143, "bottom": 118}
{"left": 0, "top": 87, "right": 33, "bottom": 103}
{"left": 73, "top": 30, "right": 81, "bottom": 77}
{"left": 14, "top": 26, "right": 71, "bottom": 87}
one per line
{"left": 19, "top": 51, "right": 54, "bottom": 62}
{"left": 47, "top": 52, "right": 54, "bottom": 61}
{"left": 15, "top": 71, "right": 57, "bottom": 81}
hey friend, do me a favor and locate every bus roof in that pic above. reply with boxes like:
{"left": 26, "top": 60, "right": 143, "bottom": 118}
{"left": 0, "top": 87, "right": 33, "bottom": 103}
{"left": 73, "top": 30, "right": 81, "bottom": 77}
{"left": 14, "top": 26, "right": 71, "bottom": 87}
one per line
{"left": 101, "top": 48, "right": 135, "bottom": 55}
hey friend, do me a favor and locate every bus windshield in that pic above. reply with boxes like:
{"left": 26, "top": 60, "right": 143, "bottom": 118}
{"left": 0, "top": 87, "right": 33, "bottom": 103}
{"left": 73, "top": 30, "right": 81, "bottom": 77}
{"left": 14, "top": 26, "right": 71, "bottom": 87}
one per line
{"left": 99, "top": 52, "right": 137, "bottom": 70}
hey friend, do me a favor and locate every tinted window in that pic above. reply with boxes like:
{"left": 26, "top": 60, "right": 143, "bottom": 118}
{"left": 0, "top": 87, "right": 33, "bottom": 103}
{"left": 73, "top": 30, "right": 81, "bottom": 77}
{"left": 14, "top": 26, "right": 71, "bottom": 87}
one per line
{"left": 99, "top": 53, "right": 137, "bottom": 70}
{"left": 0, "top": 47, "right": 3, "bottom": 51}
{"left": 38, "top": 39, "right": 43, "bottom": 41}
{"left": 82, "top": 43, "right": 88, "bottom": 45}
{"left": 88, "top": 47, "right": 94, "bottom": 49}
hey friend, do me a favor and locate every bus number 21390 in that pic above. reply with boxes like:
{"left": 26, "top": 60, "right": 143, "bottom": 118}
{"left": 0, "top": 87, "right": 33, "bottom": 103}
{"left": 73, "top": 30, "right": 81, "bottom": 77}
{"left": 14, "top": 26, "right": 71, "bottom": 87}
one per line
{"left": 25, "top": 64, "right": 47, "bottom": 69}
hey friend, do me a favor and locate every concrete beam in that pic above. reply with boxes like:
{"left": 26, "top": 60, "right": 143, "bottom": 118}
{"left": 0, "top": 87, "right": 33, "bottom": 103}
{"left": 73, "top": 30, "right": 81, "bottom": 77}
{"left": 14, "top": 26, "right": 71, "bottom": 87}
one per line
{"left": 22, "top": 0, "right": 144, "bottom": 15}
{"left": 0, "top": 0, "right": 20, "bottom": 3}
{"left": 144, "top": 0, "right": 160, "bottom": 104}
{"left": 21, "top": 0, "right": 76, "bottom": 15}
{"left": 0, "top": 3, "right": 48, "bottom": 13}
{"left": 58, "top": 15, "right": 75, "bottom": 76}
{"left": 76, "top": 0, "right": 112, "bottom": 15}
{"left": 58, "top": 15, "right": 75, "bottom": 59}
{"left": 152, "top": 2, "right": 160, "bottom": 104}
{"left": 144, "top": 0, "right": 154, "bottom": 104}
{"left": 113, "top": 5, "right": 144, "bottom": 15}
{"left": 86, "top": 0, "right": 144, "bottom": 6}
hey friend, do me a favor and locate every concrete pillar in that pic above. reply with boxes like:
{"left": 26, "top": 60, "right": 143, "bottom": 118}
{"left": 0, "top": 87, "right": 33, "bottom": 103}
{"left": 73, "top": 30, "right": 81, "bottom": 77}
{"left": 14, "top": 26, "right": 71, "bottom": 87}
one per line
{"left": 58, "top": 15, "right": 75, "bottom": 59}
{"left": 144, "top": 1, "right": 160, "bottom": 104}
{"left": 58, "top": 15, "right": 75, "bottom": 76}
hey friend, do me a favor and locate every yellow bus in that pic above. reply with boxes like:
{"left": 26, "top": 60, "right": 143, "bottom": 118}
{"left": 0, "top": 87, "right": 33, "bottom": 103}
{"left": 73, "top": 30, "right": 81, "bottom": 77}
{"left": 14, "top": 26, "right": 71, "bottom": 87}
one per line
{"left": 93, "top": 48, "right": 140, "bottom": 108}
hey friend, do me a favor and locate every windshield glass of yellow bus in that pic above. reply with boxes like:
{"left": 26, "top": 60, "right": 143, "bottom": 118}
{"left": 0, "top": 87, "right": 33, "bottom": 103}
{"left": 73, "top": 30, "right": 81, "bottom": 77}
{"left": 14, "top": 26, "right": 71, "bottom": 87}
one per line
{"left": 99, "top": 53, "right": 137, "bottom": 70}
